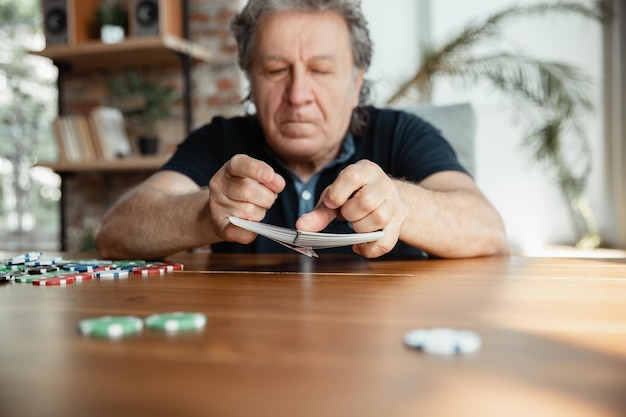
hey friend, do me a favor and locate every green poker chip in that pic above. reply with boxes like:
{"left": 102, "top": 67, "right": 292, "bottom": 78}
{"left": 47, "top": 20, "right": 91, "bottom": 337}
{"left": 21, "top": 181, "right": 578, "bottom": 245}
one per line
{"left": 78, "top": 315, "right": 143, "bottom": 338}
{"left": 144, "top": 312, "right": 207, "bottom": 333}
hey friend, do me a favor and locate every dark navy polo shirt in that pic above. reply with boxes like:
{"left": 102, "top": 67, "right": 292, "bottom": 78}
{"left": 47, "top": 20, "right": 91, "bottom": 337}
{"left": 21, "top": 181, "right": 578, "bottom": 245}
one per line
{"left": 160, "top": 106, "right": 468, "bottom": 256}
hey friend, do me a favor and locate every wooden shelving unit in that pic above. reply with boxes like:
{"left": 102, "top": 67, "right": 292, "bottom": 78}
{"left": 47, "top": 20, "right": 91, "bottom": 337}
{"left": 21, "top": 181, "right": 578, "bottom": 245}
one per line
{"left": 34, "top": 2, "right": 211, "bottom": 250}
{"left": 37, "top": 155, "right": 170, "bottom": 174}
{"left": 32, "top": 34, "right": 212, "bottom": 71}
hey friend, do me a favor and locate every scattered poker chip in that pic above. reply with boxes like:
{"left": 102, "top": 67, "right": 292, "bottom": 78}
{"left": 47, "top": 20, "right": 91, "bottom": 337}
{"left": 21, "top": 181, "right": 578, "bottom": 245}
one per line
{"left": 114, "top": 260, "right": 148, "bottom": 267}
{"left": 24, "top": 256, "right": 63, "bottom": 267}
{"left": 33, "top": 275, "right": 76, "bottom": 286}
{"left": 77, "top": 316, "right": 143, "bottom": 339}
{"left": 92, "top": 266, "right": 113, "bottom": 272}
{"left": 133, "top": 266, "right": 166, "bottom": 276}
{"left": 144, "top": 312, "right": 207, "bottom": 333}
{"left": 117, "top": 265, "right": 140, "bottom": 271}
{"left": 6, "top": 252, "right": 43, "bottom": 264}
{"left": 15, "top": 271, "right": 63, "bottom": 283}
{"left": 62, "top": 272, "right": 94, "bottom": 282}
{"left": 95, "top": 269, "right": 129, "bottom": 279}
{"left": 26, "top": 266, "right": 60, "bottom": 275}
{"left": 14, "top": 275, "right": 39, "bottom": 283}
{"left": 63, "top": 264, "right": 100, "bottom": 272}
{"left": 403, "top": 328, "right": 482, "bottom": 355}
{"left": 157, "top": 263, "right": 184, "bottom": 272}
{"left": 0, "top": 273, "right": 14, "bottom": 282}
{"left": 0, "top": 265, "right": 26, "bottom": 273}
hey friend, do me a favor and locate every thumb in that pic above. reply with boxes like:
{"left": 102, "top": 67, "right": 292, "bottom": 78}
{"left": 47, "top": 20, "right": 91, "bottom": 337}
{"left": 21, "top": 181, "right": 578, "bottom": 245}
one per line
{"left": 296, "top": 204, "right": 337, "bottom": 232}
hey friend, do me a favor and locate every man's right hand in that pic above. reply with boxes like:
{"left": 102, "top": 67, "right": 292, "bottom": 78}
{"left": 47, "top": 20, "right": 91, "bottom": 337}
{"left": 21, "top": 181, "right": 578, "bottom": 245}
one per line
{"left": 208, "top": 154, "right": 286, "bottom": 244}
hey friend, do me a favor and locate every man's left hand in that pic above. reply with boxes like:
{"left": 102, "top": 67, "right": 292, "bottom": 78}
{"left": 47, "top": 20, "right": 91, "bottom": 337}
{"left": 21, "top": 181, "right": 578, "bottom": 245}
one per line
{"left": 295, "top": 159, "right": 406, "bottom": 258}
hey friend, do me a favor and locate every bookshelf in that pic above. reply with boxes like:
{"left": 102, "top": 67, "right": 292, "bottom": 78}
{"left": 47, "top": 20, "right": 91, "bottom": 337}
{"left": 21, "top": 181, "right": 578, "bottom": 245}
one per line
{"left": 37, "top": 156, "right": 169, "bottom": 173}
{"left": 33, "top": 1, "right": 213, "bottom": 250}
{"left": 32, "top": 34, "right": 212, "bottom": 71}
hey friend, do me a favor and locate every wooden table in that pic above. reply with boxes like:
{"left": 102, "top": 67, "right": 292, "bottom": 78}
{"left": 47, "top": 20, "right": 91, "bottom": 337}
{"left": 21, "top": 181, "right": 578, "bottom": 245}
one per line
{"left": 1, "top": 253, "right": 625, "bottom": 417}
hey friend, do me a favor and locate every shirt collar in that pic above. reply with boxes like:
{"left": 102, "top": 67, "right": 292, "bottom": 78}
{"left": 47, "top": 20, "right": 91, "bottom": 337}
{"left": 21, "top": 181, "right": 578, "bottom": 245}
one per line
{"left": 265, "top": 133, "right": 356, "bottom": 183}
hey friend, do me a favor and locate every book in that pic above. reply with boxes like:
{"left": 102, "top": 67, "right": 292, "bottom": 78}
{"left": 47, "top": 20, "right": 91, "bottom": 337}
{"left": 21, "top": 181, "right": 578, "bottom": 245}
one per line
{"left": 89, "top": 106, "right": 131, "bottom": 159}
{"left": 52, "top": 114, "right": 100, "bottom": 162}
{"left": 228, "top": 216, "right": 384, "bottom": 257}
{"left": 52, "top": 118, "right": 67, "bottom": 162}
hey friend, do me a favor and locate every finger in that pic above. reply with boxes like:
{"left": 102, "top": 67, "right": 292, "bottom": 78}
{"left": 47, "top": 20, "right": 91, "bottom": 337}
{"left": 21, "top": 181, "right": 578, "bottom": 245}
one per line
{"left": 227, "top": 154, "right": 286, "bottom": 193}
{"left": 222, "top": 222, "right": 258, "bottom": 245}
{"left": 352, "top": 222, "right": 399, "bottom": 258}
{"left": 338, "top": 186, "right": 382, "bottom": 224}
{"left": 296, "top": 204, "right": 337, "bottom": 232}
{"left": 322, "top": 163, "right": 371, "bottom": 210}
{"left": 348, "top": 197, "right": 394, "bottom": 233}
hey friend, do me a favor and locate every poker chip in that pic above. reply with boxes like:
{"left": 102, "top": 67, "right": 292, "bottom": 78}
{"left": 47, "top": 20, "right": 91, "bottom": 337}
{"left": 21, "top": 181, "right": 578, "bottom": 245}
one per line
{"left": 15, "top": 271, "right": 59, "bottom": 283}
{"left": 0, "top": 273, "right": 13, "bottom": 282}
{"left": 115, "top": 260, "right": 148, "bottom": 267}
{"left": 63, "top": 264, "right": 99, "bottom": 272}
{"left": 133, "top": 266, "right": 166, "bottom": 276}
{"left": 403, "top": 328, "right": 482, "bottom": 355}
{"left": 63, "top": 272, "right": 94, "bottom": 282}
{"left": 95, "top": 269, "right": 129, "bottom": 279}
{"left": 144, "top": 312, "right": 207, "bottom": 333}
{"left": 14, "top": 275, "right": 38, "bottom": 283}
{"left": 33, "top": 276, "right": 75, "bottom": 286}
{"left": 24, "top": 256, "right": 62, "bottom": 266}
{"left": 0, "top": 264, "right": 26, "bottom": 272}
{"left": 157, "top": 263, "right": 184, "bottom": 272}
{"left": 77, "top": 316, "right": 143, "bottom": 338}
{"left": 26, "top": 266, "right": 60, "bottom": 275}
{"left": 7, "top": 252, "right": 43, "bottom": 264}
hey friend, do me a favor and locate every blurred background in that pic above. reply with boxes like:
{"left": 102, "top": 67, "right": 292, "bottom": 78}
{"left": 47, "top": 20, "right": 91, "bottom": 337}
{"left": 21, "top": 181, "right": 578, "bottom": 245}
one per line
{"left": 0, "top": 0, "right": 623, "bottom": 255}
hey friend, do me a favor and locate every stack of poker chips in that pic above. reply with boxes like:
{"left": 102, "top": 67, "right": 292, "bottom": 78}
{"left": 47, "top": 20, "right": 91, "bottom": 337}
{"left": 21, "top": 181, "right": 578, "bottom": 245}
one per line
{"left": 0, "top": 251, "right": 183, "bottom": 286}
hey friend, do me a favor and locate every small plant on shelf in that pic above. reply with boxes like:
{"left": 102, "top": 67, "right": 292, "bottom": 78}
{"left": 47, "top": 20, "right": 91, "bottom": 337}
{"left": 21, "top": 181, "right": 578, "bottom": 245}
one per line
{"left": 94, "top": 0, "right": 128, "bottom": 43}
{"left": 106, "top": 70, "right": 180, "bottom": 155}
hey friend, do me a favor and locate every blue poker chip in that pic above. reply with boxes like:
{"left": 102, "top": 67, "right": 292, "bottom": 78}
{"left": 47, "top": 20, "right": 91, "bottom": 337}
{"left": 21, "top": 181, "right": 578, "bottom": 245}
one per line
{"left": 63, "top": 263, "right": 100, "bottom": 272}
{"left": 403, "top": 328, "right": 482, "bottom": 355}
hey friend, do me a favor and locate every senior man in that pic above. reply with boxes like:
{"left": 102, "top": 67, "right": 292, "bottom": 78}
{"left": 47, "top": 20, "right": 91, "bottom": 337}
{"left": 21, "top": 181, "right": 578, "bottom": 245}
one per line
{"left": 96, "top": 0, "right": 509, "bottom": 259}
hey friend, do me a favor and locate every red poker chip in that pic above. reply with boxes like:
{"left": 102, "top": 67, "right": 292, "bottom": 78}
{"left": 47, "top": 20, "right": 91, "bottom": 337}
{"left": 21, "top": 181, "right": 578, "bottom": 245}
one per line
{"left": 155, "top": 263, "right": 184, "bottom": 272}
{"left": 33, "top": 276, "right": 75, "bottom": 286}
{"left": 62, "top": 272, "right": 94, "bottom": 281}
{"left": 133, "top": 266, "right": 166, "bottom": 275}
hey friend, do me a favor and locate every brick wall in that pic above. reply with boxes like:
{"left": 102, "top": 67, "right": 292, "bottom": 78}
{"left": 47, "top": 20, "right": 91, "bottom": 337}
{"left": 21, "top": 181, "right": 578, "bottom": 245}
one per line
{"left": 61, "top": 0, "right": 244, "bottom": 251}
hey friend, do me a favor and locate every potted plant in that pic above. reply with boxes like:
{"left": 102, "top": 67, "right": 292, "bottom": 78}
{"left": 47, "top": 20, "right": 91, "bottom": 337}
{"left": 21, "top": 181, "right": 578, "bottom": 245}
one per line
{"left": 106, "top": 71, "right": 180, "bottom": 155}
{"left": 386, "top": 2, "right": 612, "bottom": 249}
{"left": 95, "top": 0, "right": 128, "bottom": 44}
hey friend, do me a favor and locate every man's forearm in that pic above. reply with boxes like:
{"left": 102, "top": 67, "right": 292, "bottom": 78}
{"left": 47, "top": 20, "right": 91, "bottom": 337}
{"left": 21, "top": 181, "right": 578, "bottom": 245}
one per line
{"left": 96, "top": 187, "right": 216, "bottom": 259}
{"left": 394, "top": 179, "right": 509, "bottom": 258}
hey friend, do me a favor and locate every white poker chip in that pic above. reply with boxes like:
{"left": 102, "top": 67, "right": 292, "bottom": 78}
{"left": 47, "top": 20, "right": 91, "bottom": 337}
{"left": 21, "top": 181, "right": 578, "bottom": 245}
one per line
{"left": 403, "top": 328, "right": 482, "bottom": 355}
{"left": 95, "top": 269, "right": 129, "bottom": 279}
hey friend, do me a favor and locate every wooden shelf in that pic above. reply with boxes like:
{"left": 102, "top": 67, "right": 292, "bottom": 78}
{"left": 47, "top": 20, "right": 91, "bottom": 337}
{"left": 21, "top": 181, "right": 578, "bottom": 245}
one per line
{"left": 31, "top": 35, "right": 213, "bottom": 71}
{"left": 37, "top": 155, "right": 169, "bottom": 173}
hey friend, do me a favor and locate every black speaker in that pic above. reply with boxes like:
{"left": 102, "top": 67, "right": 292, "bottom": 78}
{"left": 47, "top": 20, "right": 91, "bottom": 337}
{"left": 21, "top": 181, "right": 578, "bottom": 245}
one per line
{"left": 129, "top": 0, "right": 182, "bottom": 38}
{"left": 42, "top": 0, "right": 68, "bottom": 46}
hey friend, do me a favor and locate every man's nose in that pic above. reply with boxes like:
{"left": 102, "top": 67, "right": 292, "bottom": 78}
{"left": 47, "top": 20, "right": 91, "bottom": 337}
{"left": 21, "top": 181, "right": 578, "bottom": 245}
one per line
{"left": 285, "top": 68, "right": 314, "bottom": 105}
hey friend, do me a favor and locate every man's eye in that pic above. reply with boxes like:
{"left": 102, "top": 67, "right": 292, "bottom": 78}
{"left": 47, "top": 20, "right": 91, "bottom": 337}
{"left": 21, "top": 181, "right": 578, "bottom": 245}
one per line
{"left": 311, "top": 68, "right": 331, "bottom": 75}
{"left": 267, "top": 68, "right": 287, "bottom": 75}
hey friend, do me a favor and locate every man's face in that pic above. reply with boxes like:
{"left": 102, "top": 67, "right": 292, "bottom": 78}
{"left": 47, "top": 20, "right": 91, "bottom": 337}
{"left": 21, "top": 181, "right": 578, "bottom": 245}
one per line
{"left": 250, "top": 10, "right": 364, "bottom": 175}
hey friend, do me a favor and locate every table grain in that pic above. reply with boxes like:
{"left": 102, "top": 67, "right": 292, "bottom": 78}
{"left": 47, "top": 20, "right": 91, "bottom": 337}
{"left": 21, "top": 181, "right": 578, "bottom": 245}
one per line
{"left": 1, "top": 253, "right": 625, "bottom": 417}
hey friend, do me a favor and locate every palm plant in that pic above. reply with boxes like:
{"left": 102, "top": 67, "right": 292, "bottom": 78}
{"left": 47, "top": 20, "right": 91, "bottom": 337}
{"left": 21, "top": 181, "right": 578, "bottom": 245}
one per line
{"left": 386, "top": 1, "right": 612, "bottom": 249}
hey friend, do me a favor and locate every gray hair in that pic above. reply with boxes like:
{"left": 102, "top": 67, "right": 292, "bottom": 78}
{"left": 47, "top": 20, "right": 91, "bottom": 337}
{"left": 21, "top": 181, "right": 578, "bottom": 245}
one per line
{"left": 231, "top": 0, "right": 373, "bottom": 134}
